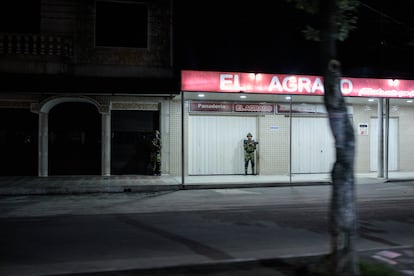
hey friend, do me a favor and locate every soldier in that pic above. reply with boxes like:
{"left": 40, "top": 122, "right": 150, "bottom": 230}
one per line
{"left": 243, "top": 132, "right": 258, "bottom": 175}
{"left": 150, "top": 130, "right": 161, "bottom": 176}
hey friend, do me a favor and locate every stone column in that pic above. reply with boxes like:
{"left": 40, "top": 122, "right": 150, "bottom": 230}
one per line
{"left": 101, "top": 112, "right": 111, "bottom": 176}
{"left": 160, "top": 99, "right": 170, "bottom": 174}
{"left": 377, "top": 98, "right": 384, "bottom": 178}
{"left": 38, "top": 112, "right": 48, "bottom": 177}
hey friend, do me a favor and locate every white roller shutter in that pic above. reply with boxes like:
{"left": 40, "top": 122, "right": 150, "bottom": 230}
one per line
{"left": 189, "top": 116, "right": 257, "bottom": 175}
{"left": 291, "top": 117, "right": 335, "bottom": 173}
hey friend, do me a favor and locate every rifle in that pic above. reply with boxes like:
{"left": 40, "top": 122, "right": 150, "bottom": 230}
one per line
{"left": 244, "top": 140, "right": 259, "bottom": 145}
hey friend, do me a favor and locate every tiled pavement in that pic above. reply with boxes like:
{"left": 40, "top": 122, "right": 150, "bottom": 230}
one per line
{"left": 359, "top": 247, "right": 414, "bottom": 275}
{"left": 1, "top": 172, "right": 414, "bottom": 195}
{"left": 0, "top": 175, "right": 182, "bottom": 195}
{"left": 0, "top": 174, "right": 334, "bottom": 196}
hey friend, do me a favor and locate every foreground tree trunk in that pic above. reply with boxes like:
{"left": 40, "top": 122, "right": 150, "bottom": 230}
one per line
{"left": 324, "top": 60, "right": 359, "bottom": 276}
{"left": 321, "top": 0, "right": 359, "bottom": 275}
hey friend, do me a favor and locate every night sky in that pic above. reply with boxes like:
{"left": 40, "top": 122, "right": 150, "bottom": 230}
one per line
{"left": 174, "top": 0, "right": 414, "bottom": 79}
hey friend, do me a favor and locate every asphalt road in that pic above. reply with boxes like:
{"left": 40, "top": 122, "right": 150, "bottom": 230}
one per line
{"left": 0, "top": 183, "right": 413, "bottom": 275}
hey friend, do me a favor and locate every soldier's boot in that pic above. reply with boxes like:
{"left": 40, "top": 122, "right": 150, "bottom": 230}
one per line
{"left": 245, "top": 168, "right": 248, "bottom": 175}
{"left": 251, "top": 166, "right": 255, "bottom": 175}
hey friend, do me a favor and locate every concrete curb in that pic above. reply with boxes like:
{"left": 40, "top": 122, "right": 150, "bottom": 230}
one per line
{"left": 182, "top": 181, "right": 331, "bottom": 190}
{"left": 0, "top": 176, "right": 412, "bottom": 196}
{"left": 0, "top": 184, "right": 183, "bottom": 196}
{"left": 0, "top": 182, "right": 335, "bottom": 196}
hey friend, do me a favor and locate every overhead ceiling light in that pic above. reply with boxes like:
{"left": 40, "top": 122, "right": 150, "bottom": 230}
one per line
{"left": 240, "top": 95, "right": 247, "bottom": 99}
{"left": 198, "top": 94, "right": 205, "bottom": 98}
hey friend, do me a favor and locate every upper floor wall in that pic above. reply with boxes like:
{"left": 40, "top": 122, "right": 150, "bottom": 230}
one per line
{"left": 0, "top": 0, "right": 173, "bottom": 79}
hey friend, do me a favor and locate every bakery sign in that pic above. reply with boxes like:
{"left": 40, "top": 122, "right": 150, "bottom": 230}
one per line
{"left": 234, "top": 103, "right": 274, "bottom": 113}
{"left": 190, "top": 101, "right": 274, "bottom": 113}
{"left": 181, "top": 70, "right": 414, "bottom": 98}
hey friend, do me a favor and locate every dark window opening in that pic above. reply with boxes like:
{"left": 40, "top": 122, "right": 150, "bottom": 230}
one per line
{"left": 95, "top": 1, "right": 148, "bottom": 48}
{"left": 0, "top": 0, "right": 40, "bottom": 33}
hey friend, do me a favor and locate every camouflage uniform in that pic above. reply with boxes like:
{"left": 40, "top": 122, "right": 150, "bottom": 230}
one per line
{"left": 150, "top": 130, "right": 161, "bottom": 175}
{"left": 244, "top": 133, "right": 257, "bottom": 175}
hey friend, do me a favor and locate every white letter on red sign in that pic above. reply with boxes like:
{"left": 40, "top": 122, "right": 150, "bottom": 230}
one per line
{"left": 283, "top": 76, "right": 297, "bottom": 92}
{"left": 220, "top": 74, "right": 234, "bottom": 90}
{"left": 312, "top": 78, "right": 324, "bottom": 93}
{"left": 220, "top": 74, "right": 241, "bottom": 91}
{"left": 268, "top": 76, "right": 283, "bottom": 92}
{"left": 341, "top": 79, "right": 353, "bottom": 95}
{"left": 298, "top": 77, "right": 311, "bottom": 92}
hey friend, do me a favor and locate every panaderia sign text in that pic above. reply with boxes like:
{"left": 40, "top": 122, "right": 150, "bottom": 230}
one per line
{"left": 181, "top": 70, "right": 414, "bottom": 98}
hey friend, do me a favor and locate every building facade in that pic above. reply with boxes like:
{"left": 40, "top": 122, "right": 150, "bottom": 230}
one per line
{"left": 0, "top": 0, "right": 181, "bottom": 177}
{"left": 1, "top": 1, "right": 413, "bottom": 181}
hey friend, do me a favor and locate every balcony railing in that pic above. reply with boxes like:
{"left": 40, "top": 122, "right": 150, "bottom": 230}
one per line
{"left": 0, "top": 33, "right": 73, "bottom": 58}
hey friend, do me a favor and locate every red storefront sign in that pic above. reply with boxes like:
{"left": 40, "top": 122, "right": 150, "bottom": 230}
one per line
{"left": 181, "top": 70, "right": 414, "bottom": 98}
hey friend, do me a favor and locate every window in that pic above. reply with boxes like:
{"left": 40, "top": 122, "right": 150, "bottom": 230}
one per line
{"left": 0, "top": 0, "right": 40, "bottom": 33}
{"left": 95, "top": 1, "right": 148, "bottom": 48}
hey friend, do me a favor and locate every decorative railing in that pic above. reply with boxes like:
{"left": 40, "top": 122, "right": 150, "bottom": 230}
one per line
{"left": 0, "top": 33, "right": 73, "bottom": 57}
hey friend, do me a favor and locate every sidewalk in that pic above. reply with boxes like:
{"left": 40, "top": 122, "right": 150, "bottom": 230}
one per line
{"left": 1, "top": 172, "right": 413, "bottom": 196}
{"left": 75, "top": 246, "right": 414, "bottom": 276}
{"left": 55, "top": 246, "right": 414, "bottom": 276}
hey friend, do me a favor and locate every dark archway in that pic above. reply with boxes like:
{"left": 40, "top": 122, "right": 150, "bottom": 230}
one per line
{"left": 0, "top": 108, "right": 38, "bottom": 176}
{"left": 49, "top": 102, "right": 101, "bottom": 175}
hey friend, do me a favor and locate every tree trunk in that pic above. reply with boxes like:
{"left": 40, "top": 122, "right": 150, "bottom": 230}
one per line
{"left": 324, "top": 60, "right": 359, "bottom": 276}
{"left": 321, "top": 0, "right": 359, "bottom": 275}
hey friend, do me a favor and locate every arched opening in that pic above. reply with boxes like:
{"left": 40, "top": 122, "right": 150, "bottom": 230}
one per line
{"left": 48, "top": 102, "right": 101, "bottom": 175}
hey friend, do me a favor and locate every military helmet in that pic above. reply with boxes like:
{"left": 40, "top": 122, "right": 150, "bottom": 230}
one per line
{"left": 247, "top": 132, "right": 252, "bottom": 137}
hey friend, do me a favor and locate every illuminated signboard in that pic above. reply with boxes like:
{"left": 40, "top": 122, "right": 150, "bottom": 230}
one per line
{"left": 181, "top": 70, "right": 414, "bottom": 98}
